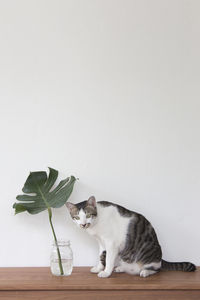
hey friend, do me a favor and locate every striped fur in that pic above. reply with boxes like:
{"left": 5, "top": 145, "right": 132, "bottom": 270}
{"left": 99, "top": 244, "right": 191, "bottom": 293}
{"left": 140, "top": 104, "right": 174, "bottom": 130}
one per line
{"left": 100, "top": 253, "right": 196, "bottom": 272}
{"left": 161, "top": 260, "right": 196, "bottom": 272}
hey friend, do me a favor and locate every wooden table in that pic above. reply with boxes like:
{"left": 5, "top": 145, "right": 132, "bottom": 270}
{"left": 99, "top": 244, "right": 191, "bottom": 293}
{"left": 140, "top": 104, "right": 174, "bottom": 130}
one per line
{"left": 0, "top": 267, "right": 199, "bottom": 299}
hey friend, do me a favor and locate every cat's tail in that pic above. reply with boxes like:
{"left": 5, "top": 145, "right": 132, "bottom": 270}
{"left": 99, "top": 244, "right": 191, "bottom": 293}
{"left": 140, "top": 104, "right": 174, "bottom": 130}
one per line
{"left": 161, "top": 259, "right": 196, "bottom": 272}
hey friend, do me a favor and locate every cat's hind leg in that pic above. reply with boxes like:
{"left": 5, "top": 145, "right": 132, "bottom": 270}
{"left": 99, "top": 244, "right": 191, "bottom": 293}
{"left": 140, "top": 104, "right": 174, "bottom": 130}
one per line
{"left": 114, "top": 261, "right": 141, "bottom": 275}
{"left": 140, "top": 261, "right": 161, "bottom": 278}
{"left": 114, "top": 266, "right": 124, "bottom": 273}
{"left": 140, "top": 269, "right": 157, "bottom": 277}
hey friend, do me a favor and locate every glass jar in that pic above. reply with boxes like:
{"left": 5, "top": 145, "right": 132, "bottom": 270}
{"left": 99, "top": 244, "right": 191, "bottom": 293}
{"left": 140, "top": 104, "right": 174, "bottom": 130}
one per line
{"left": 50, "top": 240, "right": 73, "bottom": 276}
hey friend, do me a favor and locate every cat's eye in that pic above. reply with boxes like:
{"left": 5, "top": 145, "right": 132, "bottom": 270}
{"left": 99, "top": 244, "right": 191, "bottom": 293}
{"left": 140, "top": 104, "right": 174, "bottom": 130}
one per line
{"left": 73, "top": 216, "right": 80, "bottom": 220}
{"left": 86, "top": 214, "right": 91, "bottom": 218}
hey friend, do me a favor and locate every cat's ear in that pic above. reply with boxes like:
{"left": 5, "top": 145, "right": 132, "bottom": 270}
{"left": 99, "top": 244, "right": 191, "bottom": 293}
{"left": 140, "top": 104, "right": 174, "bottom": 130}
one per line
{"left": 87, "top": 196, "right": 96, "bottom": 207}
{"left": 66, "top": 202, "right": 76, "bottom": 212}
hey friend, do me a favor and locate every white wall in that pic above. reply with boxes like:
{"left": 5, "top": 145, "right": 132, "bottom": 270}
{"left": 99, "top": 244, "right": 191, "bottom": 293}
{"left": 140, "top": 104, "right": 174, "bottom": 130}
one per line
{"left": 0, "top": 0, "right": 200, "bottom": 267}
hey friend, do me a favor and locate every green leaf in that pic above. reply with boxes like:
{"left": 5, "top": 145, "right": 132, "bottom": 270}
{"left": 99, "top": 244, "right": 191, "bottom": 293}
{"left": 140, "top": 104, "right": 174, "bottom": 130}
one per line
{"left": 13, "top": 167, "right": 76, "bottom": 215}
{"left": 13, "top": 203, "right": 27, "bottom": 214}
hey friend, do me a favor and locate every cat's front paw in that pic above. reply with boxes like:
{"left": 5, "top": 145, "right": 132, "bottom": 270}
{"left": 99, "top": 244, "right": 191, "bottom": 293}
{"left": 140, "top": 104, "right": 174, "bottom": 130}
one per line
{"left": 90, "top": 266, "right": 103, "bottom": 273}
{"left": 98, "top": 270, "right": 111, "bottom": 278}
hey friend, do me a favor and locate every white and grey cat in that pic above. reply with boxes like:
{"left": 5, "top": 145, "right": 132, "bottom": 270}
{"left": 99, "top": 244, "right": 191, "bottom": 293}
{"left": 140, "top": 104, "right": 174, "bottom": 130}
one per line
{"left": 66, "top": 196, "right": 196, "bottom": 278}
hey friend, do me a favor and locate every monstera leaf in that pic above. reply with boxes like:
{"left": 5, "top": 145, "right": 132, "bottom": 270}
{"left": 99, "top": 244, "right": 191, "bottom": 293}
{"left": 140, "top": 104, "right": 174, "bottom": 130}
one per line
{"left": 13, "top": 167, "right": 76, "bottom": 215}
{"left": 13, "top": 167, "right": 76, "bottom": 276}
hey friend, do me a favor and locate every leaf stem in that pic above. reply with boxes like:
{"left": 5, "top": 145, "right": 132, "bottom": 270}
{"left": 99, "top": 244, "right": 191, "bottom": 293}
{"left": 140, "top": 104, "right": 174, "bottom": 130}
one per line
{"left": 48, "top": 208, "right": 64, "bottom": 275}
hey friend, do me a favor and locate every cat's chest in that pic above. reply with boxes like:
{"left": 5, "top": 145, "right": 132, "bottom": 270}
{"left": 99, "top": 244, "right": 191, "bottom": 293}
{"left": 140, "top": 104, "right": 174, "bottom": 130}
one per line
{"left": 86, "top": 222, "right": 106, "bottom": 237}
{"left": 86, "top": 204, "right": 131, "bottom": 247}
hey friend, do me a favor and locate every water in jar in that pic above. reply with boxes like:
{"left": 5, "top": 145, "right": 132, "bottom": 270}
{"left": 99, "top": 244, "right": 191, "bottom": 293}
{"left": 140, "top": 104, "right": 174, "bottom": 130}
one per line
{"left": 50, "top": 258, "right": 73, "bottom": 276}
{"left": 50, "top": 240, "right": 73, "bottom": 276}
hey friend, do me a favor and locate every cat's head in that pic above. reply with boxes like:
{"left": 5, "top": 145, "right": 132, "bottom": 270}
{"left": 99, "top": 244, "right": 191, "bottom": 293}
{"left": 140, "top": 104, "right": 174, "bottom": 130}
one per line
{"left": 66, "top": 196, "right": 97, "bottom": 229}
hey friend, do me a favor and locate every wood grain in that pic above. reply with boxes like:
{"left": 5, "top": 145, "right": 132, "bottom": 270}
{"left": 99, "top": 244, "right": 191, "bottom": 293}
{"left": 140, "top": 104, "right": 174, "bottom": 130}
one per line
{"left": 0, "top": 267, "right": 199, "bottom": 300}
{"left": 0, "top": 291, "right": 200, "bottom": 300}
{"left": 0, "top": 267, "right": 199, "bottom": 290}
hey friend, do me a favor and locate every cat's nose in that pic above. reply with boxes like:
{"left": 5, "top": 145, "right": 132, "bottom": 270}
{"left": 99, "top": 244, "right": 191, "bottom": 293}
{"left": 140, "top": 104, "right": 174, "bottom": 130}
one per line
{"left": 81, "top": 224, "right": 87, "bottom": 228}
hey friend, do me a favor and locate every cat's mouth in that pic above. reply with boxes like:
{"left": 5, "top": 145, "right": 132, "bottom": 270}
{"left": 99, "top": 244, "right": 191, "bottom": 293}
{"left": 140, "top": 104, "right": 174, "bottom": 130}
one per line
{"left": 80, "top": 223, "right": 90, "bottom": 229}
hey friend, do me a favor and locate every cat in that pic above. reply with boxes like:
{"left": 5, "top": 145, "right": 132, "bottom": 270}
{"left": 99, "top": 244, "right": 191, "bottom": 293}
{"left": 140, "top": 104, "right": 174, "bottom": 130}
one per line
{"left": 66, "top": 196, "right": 196, "bottom": 278}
